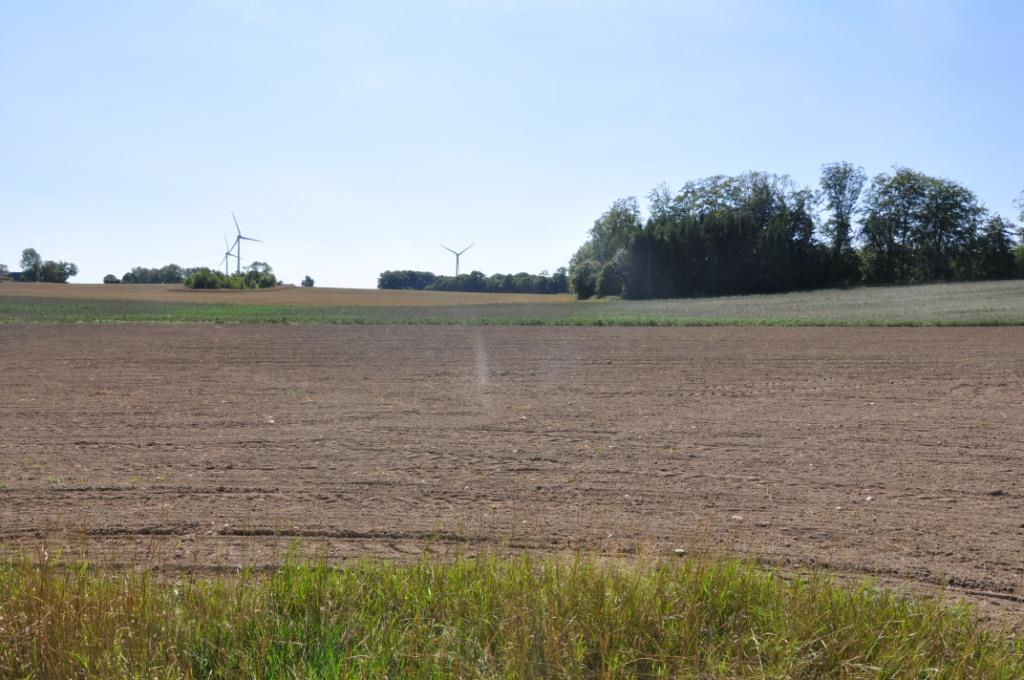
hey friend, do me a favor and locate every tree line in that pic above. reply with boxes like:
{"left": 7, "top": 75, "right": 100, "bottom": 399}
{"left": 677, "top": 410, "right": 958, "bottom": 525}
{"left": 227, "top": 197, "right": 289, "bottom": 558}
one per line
{"left": 569, "top": 165, "right": 1024, "bottom": 299}
{"left": 378, "top": 269, "right": 569, "bottom": 294}
{"left": 0, "top": 248, "right": 79, "bottom": 283}
{"left": 103, "top": 263, "right": 296, "bottom": 289}
{"left": 106, "top": 264, "right": 196, "bottom": 284}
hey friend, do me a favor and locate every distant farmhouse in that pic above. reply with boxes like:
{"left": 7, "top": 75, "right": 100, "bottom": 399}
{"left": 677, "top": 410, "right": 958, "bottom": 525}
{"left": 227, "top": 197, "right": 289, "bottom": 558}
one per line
{"left": 1, "top": 271, "right": 23, "bottom": 281}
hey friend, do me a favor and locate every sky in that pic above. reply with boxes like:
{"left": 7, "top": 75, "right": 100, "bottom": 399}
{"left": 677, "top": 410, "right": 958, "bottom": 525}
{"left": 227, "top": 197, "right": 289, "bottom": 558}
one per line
{"left": 1, "top": 1, "right": 1022, "bottom": 287}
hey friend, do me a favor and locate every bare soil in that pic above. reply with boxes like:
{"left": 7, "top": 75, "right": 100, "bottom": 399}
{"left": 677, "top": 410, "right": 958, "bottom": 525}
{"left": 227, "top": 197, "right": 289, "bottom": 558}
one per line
{"left": 2, "top": 325, "right": 1023, "bottom": 616}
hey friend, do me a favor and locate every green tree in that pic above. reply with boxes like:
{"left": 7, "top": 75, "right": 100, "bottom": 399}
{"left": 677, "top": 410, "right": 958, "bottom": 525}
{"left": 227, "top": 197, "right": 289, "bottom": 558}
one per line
{"left": 859, "top": 168, "right": 989, "bottom": 283}
{"left": 301, "top": 275, "right": 315, "bottom": 287}
{"left": 819, "top": 162, "right": 866, "bottom": 285}
{"left": 244, "top": 262, "right": 278, "bottom": 289}
{"left": 568, "top": 198, "right": 641, "bottom": 299}
{"left": 860, "top": 171, "right": 923, "bottom": 283}
{"left": 570, "top": 260, "right": 600, "bottom": 300}
{"left": 588, "top": 197, "right": 642, "bottom": 262}
{"left": 973, "top": 216, "right": 1018, "bottom": 279}
{"left": 617, "top": 172, "right": 831, "bottom": 298}
{"left": 38, "top": 260, "right": 78, "bottom": 283}
{"left": 595, "top": 261, "right": 622, "bottom": 297}
{"left": 121, "top": 264, "right": 191, "bottom": 284}
{"left": 573, "top": 167, "right": 1015, "bottom": 300}
{"left": 103, "top": 274, "right": 120, "bottom": 284}
{"left": 378, "top": 270, "right": 437, "bottom": 290}
{"left": 184, "top": 268, "right": 222, "bottom": 289}
{"left": 549, "top": 267, "right": 569, "bottom": 294}
{"left": 916, "top": 178, "right": 983, "bottom": 280}
{"left": 819, "top": 162, "right": 866, "bottom": 253}
{"left": 20, "top": 248, "right": 42, "bottom": 281}
{"left": 157, "top": 264, "right": 185, "bottom": 283}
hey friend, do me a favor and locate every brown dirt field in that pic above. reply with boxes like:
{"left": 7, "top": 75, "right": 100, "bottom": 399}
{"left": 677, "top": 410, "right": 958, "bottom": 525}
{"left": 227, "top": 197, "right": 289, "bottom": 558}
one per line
{"left": 2, "top": 325, "right": 1023, "bottom": 616}
{"left": 0, "top": 282, "right": 573, "bottom": 306}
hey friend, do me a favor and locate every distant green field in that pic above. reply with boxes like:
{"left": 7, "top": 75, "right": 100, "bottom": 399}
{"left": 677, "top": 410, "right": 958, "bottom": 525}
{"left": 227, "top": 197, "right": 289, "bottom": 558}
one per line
{"left": 3, "top": 279, "right": 1024, "bottom": 326}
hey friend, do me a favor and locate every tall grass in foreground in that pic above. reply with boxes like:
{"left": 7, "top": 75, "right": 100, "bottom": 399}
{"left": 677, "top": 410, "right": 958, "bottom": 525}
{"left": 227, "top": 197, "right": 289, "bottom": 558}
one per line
{"left": 0, "top": 554, "right": 1021, "bottom": 679}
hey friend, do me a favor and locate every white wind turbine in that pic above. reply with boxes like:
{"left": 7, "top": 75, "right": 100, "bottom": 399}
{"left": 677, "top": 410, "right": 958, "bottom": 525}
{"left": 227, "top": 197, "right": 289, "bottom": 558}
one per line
{"left": 441, "top": 243, "right": 474, "bottom": 276}
{"left": 231, "top": 212, "right": 263, "bottom": 274}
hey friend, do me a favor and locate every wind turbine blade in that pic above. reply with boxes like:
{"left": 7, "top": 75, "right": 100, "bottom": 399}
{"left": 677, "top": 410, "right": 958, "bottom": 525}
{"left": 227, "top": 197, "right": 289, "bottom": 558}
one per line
{"left": 232, "top": 212, "right": 241, "bottom": 236}
{"left": 441, "top": 245, "right": 457, "bottom": 254}
{"left": 458, "top": 243, "right": 475, "bottom": 255}
{"left": 240, "top": 236, "right": 262, "bottom": 242}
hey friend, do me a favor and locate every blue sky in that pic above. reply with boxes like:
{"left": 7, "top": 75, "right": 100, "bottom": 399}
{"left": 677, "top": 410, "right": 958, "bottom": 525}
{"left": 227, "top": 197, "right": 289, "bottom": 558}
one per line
{"left": 2, "top": 1, "right": 1021, "bottom": 287}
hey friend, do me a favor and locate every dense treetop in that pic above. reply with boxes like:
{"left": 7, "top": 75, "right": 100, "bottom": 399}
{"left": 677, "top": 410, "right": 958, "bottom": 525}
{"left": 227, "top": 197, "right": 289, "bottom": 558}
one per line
{"left": 568, "top": 165, "right": 1023, "bottom": 300}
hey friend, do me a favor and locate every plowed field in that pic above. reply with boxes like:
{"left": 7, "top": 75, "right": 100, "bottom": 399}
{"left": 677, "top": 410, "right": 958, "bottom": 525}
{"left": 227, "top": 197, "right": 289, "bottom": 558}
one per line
{"left": 2, "top": 325, "right": 1022, "bottom": 611}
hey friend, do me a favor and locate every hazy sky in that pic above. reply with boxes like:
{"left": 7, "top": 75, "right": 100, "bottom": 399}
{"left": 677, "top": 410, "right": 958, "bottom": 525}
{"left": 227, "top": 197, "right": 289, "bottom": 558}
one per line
{"left": 2, "top": 1, "right": 1021, "bottom": 287}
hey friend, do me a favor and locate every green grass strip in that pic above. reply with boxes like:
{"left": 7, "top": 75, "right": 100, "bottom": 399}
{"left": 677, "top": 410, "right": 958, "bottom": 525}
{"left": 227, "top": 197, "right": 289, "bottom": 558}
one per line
{"left": 1, "top": 553, "right": 1021, "bottom": 678}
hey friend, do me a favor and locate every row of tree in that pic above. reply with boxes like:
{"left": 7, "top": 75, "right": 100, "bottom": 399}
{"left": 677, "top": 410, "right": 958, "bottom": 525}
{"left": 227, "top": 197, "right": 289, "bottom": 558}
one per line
{"left": 0, "top": 248, "right": 80, "bottom": 283}
{"left": 378, "top": 269, "right": 569, "bottom": 294}
{"left": 106, "top": 264, "right": 195, "bottom": 284}
{"left": 184, "top": 262, "right": 280, "bottom": 289}
{"left": 3, "top": 253, "right": 313, "bottom": 288}
{"left": 105, "top": 264, "right": 313, "bottom": 287}
{"left": 569, "top": 165, "right": 1024, "bottom": 299}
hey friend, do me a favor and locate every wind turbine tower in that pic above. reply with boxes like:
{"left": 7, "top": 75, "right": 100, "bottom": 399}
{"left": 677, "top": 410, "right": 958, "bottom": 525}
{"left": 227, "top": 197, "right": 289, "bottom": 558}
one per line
{"left": 231, "top": 212, "right": 263, "bottom": 274}
{"left": 441, "top": 243, "right": 474, "bottom": 276}
{"left": 219, "top": 236, "right": 234, "bottom": 276}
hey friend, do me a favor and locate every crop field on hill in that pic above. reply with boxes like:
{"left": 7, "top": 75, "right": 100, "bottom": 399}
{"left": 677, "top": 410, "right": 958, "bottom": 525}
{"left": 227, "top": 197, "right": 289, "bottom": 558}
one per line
{"left": 3, "top": 279, "right": 1024, "bottom": 325}
{"left": 2, "top": 323, "right": 1023, "bottom": 625}
{"left": 0, "top": 281, "right": 574, "bottom": 306}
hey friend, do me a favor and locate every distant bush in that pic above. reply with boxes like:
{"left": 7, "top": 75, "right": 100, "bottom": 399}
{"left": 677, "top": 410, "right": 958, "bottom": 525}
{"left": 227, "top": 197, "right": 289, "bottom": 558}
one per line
{"left": 184, "top": 263, "right": 278, "bottom": 290}
{"left": 301, "top": 276, "right": 314, "bottom": 288}
{"left": 184, "top": 268, "right": 226, "bottom": 289}
{"left": 102, "top": 274, "right": 120, "bottom": 284}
